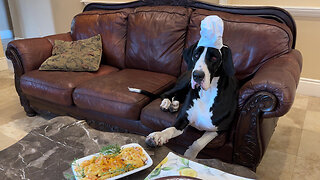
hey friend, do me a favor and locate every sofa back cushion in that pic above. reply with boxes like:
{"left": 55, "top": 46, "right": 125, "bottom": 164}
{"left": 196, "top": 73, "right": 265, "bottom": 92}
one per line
{"left": 185, "top": 9, "right": 293, "bottom": 80}
{"left": 71, "top": 9, "right": 133, "bottom": 69}
{"left": 125, "top": 6, "right": 191, "bottom": 77}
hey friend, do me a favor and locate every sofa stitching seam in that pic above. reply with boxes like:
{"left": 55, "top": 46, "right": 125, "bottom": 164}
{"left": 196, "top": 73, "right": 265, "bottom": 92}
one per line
{"left": 74, "top": 77, "right": 176, "bottom": 105}
{"left": 132, "top": 10, "right": 188, "bottom": 16}
{"left": 21, "top": 78, "right": 72, "bottom": 91}
{"left": 74, "top": 11, "right": 129, "bottom": 18}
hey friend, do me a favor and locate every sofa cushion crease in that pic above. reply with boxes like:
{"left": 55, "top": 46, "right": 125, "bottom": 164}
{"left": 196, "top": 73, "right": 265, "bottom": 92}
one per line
{"left": 125, "top": 6, "right": 192, "bottom": 77}
{"left": 20, "top": 65, "right": 119, "bottom": 106}
{"left": 71, "top": 9, "right": 133, "bottom": 69}
{"left": 73, "top": 69, "right": 177, "bottom": 120}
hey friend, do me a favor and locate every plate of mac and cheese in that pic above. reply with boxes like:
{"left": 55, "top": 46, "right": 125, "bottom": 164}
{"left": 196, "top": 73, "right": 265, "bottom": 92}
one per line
{"left": 71, "top": 143, "right": 153, "bottom": 180}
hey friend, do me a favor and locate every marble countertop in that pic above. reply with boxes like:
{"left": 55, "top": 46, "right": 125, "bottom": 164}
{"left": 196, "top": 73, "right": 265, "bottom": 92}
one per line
{"left": 0, "top": 116, "right": 170, "bottom": 179}
{"left": 0, "top": 116, "right": 256, "bottom": 179}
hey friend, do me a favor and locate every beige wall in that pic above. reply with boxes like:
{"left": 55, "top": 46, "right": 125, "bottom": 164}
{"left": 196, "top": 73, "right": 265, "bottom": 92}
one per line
{"left": 83, "top": 0, "right": 219, "bottom": 4}
{"left": 50, "top": 0, "right": 85, "bottom": 34}
{"left": 8, "top": 0, "right": 84, "bottom": 38}
{"left": 8, "top": 0, "right": 55, "bottom": 38}
{"left": 7, "top": 0, "right": 22, "bottom": 38}
{"left": 295, "top": 17, "right": 320, "bottom": 79}
{"left": 0, "top": 0, "right": 12, "bottom": 32}
{"left": 199, "top": 0, "right": 219, "bottom": 4}
{"left": 228, "top": 0, "right": 320, "bottom": 80}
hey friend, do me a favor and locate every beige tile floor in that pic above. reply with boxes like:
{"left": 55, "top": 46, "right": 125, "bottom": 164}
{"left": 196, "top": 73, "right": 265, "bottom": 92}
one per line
{"left": 0, "top": 69, "right": 320, "bottom": 179}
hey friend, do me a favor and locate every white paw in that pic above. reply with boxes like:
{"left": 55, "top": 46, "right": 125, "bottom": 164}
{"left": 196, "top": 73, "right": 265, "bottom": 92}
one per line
{"left": 160, "top": 98, "right": 171, "bottom": 111}
{"left": 184, "top": 148, "right": 198, "bottom": 159}
{"left": 169, "top": 100, "right": 179, "bottom": 113}
{"left": 145, "top": 132, "right": 169, "bottom": 147}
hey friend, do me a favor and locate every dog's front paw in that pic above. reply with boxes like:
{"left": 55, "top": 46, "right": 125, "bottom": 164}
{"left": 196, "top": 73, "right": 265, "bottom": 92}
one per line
{"left": 169, "top": 100, "right": 179, "bottom": 113}
{"left": 145, "top": 136, "right": 157, "bottom": 148}
{"left": 160, "top": 98, "right": 171, "bottom": 112}
{"left": 145, "top": 132, "right": 168, "bottom": 147}
{"left": 184, "top": 148, "right": 198, "bottom": 160}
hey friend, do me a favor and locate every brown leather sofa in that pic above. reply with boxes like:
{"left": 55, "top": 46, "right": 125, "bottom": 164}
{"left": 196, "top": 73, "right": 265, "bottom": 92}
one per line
{"left": 6, "top": 0, "right": 302, "bottom": 171}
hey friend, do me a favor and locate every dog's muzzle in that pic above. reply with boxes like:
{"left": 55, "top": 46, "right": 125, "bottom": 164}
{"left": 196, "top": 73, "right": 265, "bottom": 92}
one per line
{"left": 191, "top": 60, "right": 222, "bottom": 90}
{"left": 193, "top": 70, "right": 205, "bottom": 83}
{"left": 191, "top": 70, "right": 205, "bottom": 89}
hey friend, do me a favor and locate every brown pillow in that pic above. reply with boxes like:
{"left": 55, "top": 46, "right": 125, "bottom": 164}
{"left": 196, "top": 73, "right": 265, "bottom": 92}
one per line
{"left": 39, "top": 34, "right": 102, "bottom": 71}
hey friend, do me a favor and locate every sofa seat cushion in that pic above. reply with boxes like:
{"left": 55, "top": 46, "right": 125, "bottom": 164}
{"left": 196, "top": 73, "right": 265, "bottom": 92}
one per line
{"left": 141, "top": 99, "right": 227, "bottom": 149}
{"left": 20, "top": 65, "right": 119, "bottom": 106}
{"left": 73, "top": 69, "right": 177, "bottom": 120}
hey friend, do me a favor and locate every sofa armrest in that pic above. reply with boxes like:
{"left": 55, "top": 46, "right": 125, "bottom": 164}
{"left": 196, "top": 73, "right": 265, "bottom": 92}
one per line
{"left": 5, "top": 33, "right": 72, "bottom": 117}
{"left": 6, "top": 33, "right": 72, "bottom": 75}
{"left": 233, "top": 50, "right": 302, "bottom": 170}
{"left": 238, "top": 50, "right": 302, "bottom": 118}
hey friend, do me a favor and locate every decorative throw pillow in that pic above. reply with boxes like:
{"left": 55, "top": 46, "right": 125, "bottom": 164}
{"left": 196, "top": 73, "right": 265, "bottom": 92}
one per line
{"left": 39, "top": 34, "right": 102, "bottom": 71}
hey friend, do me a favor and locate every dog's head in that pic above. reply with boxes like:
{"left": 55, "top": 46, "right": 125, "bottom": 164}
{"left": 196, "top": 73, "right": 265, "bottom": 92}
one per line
{"left": 183, "top": 42, "right": 234, "bottom": 90}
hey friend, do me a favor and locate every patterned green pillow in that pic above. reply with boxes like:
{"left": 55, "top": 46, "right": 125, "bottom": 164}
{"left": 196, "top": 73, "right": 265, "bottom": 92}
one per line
{"left": 39, "top": 34, "right": 102, "bottom": 71}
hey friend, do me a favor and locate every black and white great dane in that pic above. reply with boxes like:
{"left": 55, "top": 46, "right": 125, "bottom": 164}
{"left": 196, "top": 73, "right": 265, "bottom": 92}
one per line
{"left": 129, "top": 42, "right": 238, "bottom": 159}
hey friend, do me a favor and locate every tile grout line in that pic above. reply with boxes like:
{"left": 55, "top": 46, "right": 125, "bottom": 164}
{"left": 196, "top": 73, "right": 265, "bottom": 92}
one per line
{"left": 290, "top": 154, "right": 298, "bottom": 180}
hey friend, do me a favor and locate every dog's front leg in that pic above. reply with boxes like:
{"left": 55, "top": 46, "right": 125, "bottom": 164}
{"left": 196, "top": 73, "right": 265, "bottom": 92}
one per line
{"left": 184, "top": 131, "right": 218, "bottom": 159}
{"left": 160, "top": 71, "right": 191, "bottom": 112}
{"left": 146, "top": 106, "right": 190, "bottom": 147}
{"left": 146, "top": 112, "right": 190, "bottom": 147}
{"left": 146, "top": 127, "right": 184, "bottom": 147}
{"left": 146, "top": 90, "right": 193, "bottom": 147}
{"left": 146, "top": 114, "right": 189, "bottom": 147}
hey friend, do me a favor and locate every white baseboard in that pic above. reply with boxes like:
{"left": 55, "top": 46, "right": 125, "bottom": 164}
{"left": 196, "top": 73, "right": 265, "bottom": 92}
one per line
{"left": 297, "top": 78, "right": 320, "bottom": 97}
{"left": 0, "top": 57, "right": 8, "bottom": 71}
{"left": 14, "top": 37, "right": 23, "bottom": 40}
{"left": 222, "top": 3, "right": 320, "bottom": 18}
{"left": 0, "top": 30, "right": 13, "bottom": 39}
{"left": 283, "top": 7, "right": 320, "bottom": 18}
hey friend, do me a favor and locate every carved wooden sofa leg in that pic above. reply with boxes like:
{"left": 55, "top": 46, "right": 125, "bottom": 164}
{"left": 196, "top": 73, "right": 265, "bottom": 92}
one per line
{"left": 233, "top": 92, "right": 277, "bottom": 171}
{"left": 15, "top": 76, "right": 37, "bottom": 117}
{"left": 19, "top": 95, "right": 36, "bottom": 117}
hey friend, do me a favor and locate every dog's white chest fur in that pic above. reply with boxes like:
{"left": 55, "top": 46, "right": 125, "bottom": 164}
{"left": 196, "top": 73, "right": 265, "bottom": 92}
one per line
{"left": 187, "top": 77, "right": 219, "bottom": 131}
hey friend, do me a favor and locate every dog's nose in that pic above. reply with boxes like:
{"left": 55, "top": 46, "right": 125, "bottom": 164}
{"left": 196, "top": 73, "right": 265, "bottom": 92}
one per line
{"left": 193, "top": 70, "right": 205, "bottom": 83}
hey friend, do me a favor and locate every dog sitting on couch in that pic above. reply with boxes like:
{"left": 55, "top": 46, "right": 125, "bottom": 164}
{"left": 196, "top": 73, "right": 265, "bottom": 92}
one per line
{"left": 130, "top": 16, "right": 238, "bottom": 159}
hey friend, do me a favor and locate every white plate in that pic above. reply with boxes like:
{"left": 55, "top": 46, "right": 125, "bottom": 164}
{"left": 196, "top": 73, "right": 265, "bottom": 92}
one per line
{"left": 71, "top": 143, "right": 153, "bottom": 180}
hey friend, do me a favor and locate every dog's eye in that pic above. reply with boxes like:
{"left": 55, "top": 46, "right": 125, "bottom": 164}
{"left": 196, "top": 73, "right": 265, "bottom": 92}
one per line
{"left": 211, "top": 57, "right": 217, "bottom": 61}
{"left": 193, "top": 54, "right": 200, "bottom": 60}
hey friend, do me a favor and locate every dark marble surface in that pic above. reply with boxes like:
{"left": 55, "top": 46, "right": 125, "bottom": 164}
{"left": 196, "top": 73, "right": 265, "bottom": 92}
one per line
{"left": 0, "top": 116, "right": 256, "bottom": 180}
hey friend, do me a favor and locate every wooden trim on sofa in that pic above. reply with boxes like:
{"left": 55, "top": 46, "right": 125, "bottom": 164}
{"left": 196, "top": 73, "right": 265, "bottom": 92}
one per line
{"left": 233, "top": 91, "right": 277, "bottom": 171}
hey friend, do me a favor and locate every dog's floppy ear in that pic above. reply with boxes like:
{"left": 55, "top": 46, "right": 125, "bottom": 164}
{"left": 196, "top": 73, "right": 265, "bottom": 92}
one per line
{"left": 221, "top": 46, "right": 235, "bottom": 76}
{"left": 183, "top": 42, "right": 198, "bottom": 70}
